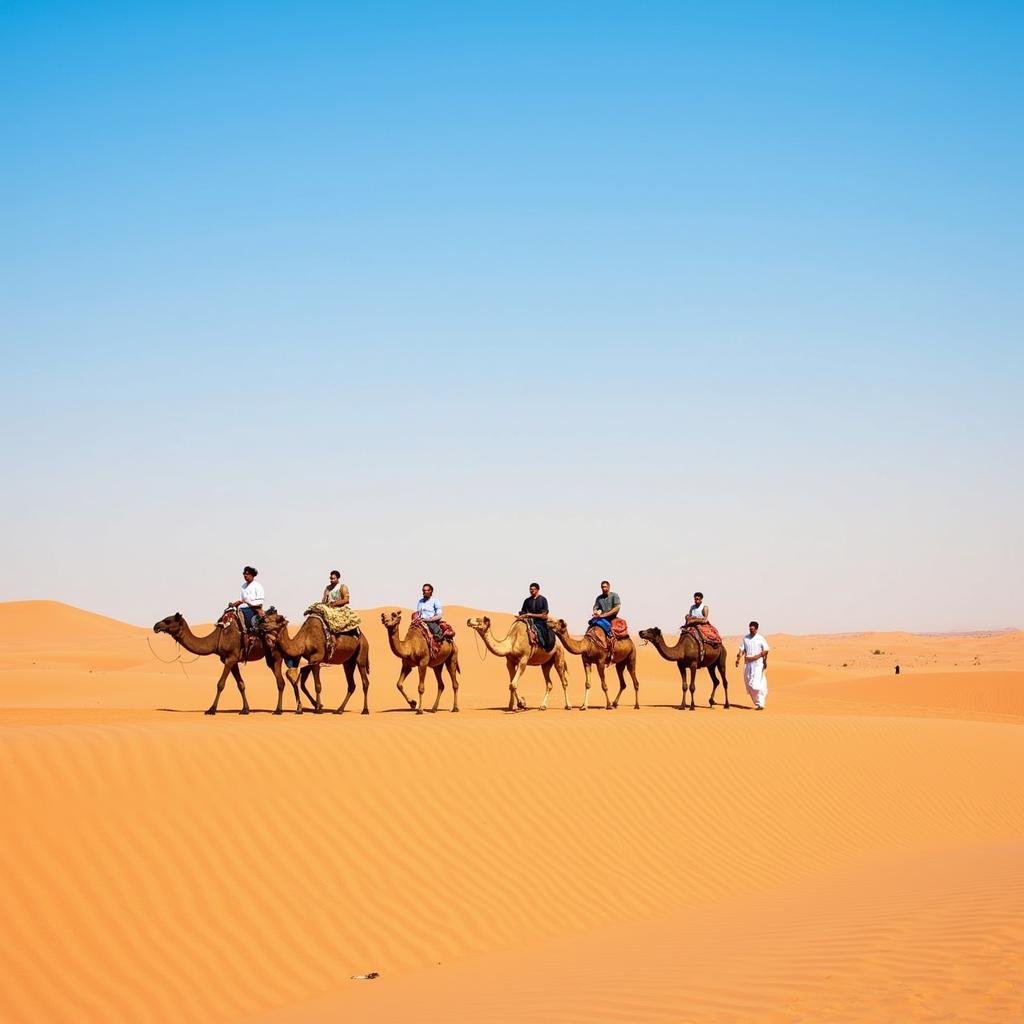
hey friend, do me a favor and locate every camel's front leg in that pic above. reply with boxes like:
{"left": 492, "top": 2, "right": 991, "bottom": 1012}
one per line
{"left": 508, "top": 656, "right": 530, "bottom": 712}
{"left": 554, "top": 652, "right": 572, "bottom": 709}
{"left": 504, "top": 660, "right": 519, "bottom": 711}
{"left": 688, "top": 665, "right": 697, "bottom": 710}
{"left": 271, "top": 658, "right": 286, "bottom": 714}
{"left": 580, "top": 660, "right": 593, "bottom": 710}
{"left": 336, "top": 659, "right": 357, "bottom": 713}
{"left": 676, "top": 662, "right": 688, "bottom": 710}
{"left": 430, "top": 664, "right": 445, "bottom": 713}
{"left": 230, "top": 664, "right": 250, "bottom": 715}
{"left": 539, "top": 661, "right": 554, "bottom": 710}
{"left": 299, "top": 666, "right": 320, "bottom": 711}
{"left": 415, "top": 663, "right": 428, "bottom": 715}
{"left": 395, "top": 664, "right": 417, "bottom": 710}
{"left": 207, "top": 658, "right": 235, "bottom": 714}
{"left": 445, "top": 656, "right": 459, "bottom": 713}
{"left": 597, "top": 662, "right": 613, "bottom": 709}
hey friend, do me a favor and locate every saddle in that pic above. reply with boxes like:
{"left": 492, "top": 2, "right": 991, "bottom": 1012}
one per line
{"left": 413, "top": 615, "right": 455, "bottom": 658}
{"left": 306, "top": 610, "right": 360, "bottom": 663}
{"left": 218, "top": 606, "right": 270, "bottom": 662}
{"left": 524, "top": 619, "right": 555, "bottom": 652}
{"left": 304, "top": 602, "right": 361, "bottom": 637}
{"left": 681, "top": 624, "right": 722, "bottom": 668}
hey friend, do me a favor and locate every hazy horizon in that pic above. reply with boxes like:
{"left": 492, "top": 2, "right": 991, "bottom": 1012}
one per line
{"left": 3, "top": 3, "right": 1021, "bottom": 633}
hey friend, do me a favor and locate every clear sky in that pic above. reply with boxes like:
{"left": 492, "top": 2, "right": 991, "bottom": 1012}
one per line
{"left": 2, "top": 2, "right": 1021, "bottom": 633}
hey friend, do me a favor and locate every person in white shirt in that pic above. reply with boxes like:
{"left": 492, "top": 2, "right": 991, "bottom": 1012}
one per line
{"left": 229, "top": 566, "right": 265, "bottom": 631}
{"left": 414, "top": 583, "right": 444, "bottom": 640}
{"left": 736, "top": 620, "right": 770, "bottom": 710}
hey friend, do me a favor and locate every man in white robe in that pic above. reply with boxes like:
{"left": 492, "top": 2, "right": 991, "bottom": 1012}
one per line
{"left": 736, "top": 620, "right": 770, "bottom": 710}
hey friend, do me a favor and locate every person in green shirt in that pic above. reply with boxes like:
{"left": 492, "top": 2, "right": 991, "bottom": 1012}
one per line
{"left": 588, "top": 580, "right": 621, "bottom": 636}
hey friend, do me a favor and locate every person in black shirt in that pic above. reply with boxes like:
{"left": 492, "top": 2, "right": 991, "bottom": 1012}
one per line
{"left": 519, "top": 582, "right": 554, "bottom": 651}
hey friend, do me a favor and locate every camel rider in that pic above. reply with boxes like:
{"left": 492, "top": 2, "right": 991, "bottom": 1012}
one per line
{"left": 415, "top": 583, "right": 444, "bottom": 640}
{"left": 322, "top": 569, "right": 350, "bottom": 609}
{"left": 519, "top": 582, "right": 554, "bottom": 650}
{"left": 588, "top": 580, "right": 621, "bottom": 637}
{"left": 228, "top": 566, "right": 264, "bottom": 631}
{"left": 685, "top": 592, "right": 709, "bottom": 627}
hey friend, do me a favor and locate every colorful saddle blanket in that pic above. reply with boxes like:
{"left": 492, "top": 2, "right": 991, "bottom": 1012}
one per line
{"left": 218, "top": 606, "right": 269, "bottom": 662}
{"left": 611, "top": 618, "right": 630, "bottom": 639}
{"left": 524, "top": 618, "right": 555, "bottom": 652}
{"left": 304, "top": 602, "right": 361, "bottom": 635}
{"left": 412, "top": 614, "right": 455, "bottom": 657}
{"left": 682, "top": 623, "right": 723, "bottom": 669}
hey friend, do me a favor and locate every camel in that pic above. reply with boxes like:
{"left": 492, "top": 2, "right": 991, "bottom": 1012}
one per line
{"left": 260, "top": 610, "right": 370, "bottom": 715}
{"left": 549, "top": 619, "right": 641, "bottom": 710}
{"left": 467, "top": 616, "right": 571, "bottom": 712}
{"left": 637, "top": 627, "right": 729, "bottom": 710}
{"left": 381, "top": 610, "right": 460, "bottom": 714}
{"left": 152, "top": 612, "right": 277, "bottom": 715}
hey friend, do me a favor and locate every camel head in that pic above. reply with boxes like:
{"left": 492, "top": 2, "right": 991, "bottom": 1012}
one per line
{"left": 153, "top": 612, "right": 184, "bottom": 636}
{"left": 260, "top": 610, "right": 287, "bottom": 645}
{"left": 381, "top": 610, "right": 403, "bottom": 631}
{"left": 550, "top": 618, "right": 568, "bottom": 635}
{"left": 466, "top": 616, "right": 491, "bottom": 633}
{"left": 638, "top": 627, "right": 662, "bottom": 643}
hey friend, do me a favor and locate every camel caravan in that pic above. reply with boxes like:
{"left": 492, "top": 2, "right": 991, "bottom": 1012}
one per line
{"left": 153, "top": 572, "right": 772, "bottom": 715}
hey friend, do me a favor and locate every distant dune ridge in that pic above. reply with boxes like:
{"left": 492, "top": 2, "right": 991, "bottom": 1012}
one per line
{"left": 0, "top": 600, "right": 1021, "bottom": 1022}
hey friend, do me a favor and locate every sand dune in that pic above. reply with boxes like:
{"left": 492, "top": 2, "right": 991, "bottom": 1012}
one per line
{"left": 0, "top": 601, "right": 1021, "bottom": 1022}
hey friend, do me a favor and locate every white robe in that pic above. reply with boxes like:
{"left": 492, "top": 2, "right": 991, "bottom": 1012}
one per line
{"left": 740, "top": 633, "right": 770, "bottom": 707}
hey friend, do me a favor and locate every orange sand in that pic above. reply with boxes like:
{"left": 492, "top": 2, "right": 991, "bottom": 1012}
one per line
{"left": 1, "top": 601, "right": 1021, "bottom": 1022}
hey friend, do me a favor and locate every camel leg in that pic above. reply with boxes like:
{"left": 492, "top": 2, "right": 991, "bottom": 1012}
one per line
{"left": 675, "top": 662, "right": 688, "bottom": 710}
{"left": 611, "top": 660, "right": 627, "bottom": 709}
{"left": 508, "top": 657, "right": 530, "bottom": 712}
{"left": 708, "top": 661, "right": 730, "bottom": 708}
{"left": 230, "top": 664, "right": 250, "bottom": 715}
{"left": 206, "top": 658, "right": 235, "bottom": 714}
{"left": 688, "top": 664, "right": 697, "bottom": 710}
{"left": 718, "top": 654, "right": 730, "bottom": 709}
{"left": 539, "top": 661, "right": 553, "bottom": 710}
{"left": 395, "top": 664, "right": 417, "bottom": 710}
{"left": 415, "top": 663, "right": 427, "bottom": 715}
{"left": 272, "top": 658, "right": 286, "bottom": 714}
{"left": 336, "top": 659, "right": 358, "bottom": 714}
{"left": 625, "top": 649, "right": 640, "bottom": 709}
{"left": 597, "top": 662, "right": 612, "bottom": 710}
{"left": 580, "top": 660, "right": 592, "bottom": 710}
{"left": 299, "top": 665, "right": 320, "bottom": 712}
{"left": 554, "top": 651, "right": 572, "bottom": 710}
{"left": 446, "top": 655, "right": 459, "bottom": 713}
{"left": 430, "top": 664, "right": 445, "bottom": 713}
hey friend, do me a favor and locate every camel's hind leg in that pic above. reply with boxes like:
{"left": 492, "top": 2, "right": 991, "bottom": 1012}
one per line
{"left": 356, "top": 645, "right": 371, "bottom": 715}
{"left": 707, "top": 654, "right": 729, "bottom": 708}
{"left": 687, "top": 665, "right": 697, "bottom": 710}
{"left": 207, "top": 658, "right": 236, "bottom": 715}
{"left": 230, "top": 663, "right": 250, "bottom": 715}
{"left": 271, "top": 658, "right": 286, "bottom": 714}
{"left": 430, "top": 664, "right": 445, "bottom": 713}
{"left": 446, "top": 652, "right": 459, "bottom": 713}
{"left": 580, "top": 660, "right": 593, "bottom": 710}
{"left": 336, "top": 659, "right": 358, "bottom": 714}
{"left": 395, "top": 664, "right": 417, "bottom": 710}
{"left": 675, "top": 662, "right": 688, "bottom": 710}
{"left": 610, "top": 659, "right": 628, "bottom": 709}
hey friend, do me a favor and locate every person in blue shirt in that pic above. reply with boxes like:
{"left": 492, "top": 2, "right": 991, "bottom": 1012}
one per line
{"left": 415, "top": 583, "right": 444, "bottom": 640}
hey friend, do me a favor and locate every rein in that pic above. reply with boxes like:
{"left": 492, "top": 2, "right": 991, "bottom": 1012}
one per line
{"left": 146, "top": 635, "right": 201, "bottom": 678}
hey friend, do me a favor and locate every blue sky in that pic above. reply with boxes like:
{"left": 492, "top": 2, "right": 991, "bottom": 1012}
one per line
{"left": 2, "top": 2, "right": 1021, "bottom": 631}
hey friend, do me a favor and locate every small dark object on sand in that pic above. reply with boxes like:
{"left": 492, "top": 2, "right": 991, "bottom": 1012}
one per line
{"left": 351, "top": 972, "right": 380, "bottom": 981}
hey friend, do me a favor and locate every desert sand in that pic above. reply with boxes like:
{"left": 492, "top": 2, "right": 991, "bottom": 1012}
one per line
{"left": 1, "top": 600, "right": 1021, "bottom": 1022}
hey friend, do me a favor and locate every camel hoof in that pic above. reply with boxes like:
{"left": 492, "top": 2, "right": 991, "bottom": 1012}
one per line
{"left": 416, "top": 708, "right": 424, "bottom": 715}
{"left": 295, "top": 708, "right": 303, "bottom": 715}
{"left": 314, "top": 707, "right": 323, "bottom": 715}
{"left": 273, "top": 709, "right": 283, "bottom": 716}
{"left": 240, "top": 708, "right": 249, "bottom": 716}
{"left": 408, "top": 700, "right": 417, "bottom": 710}
{"left": 361, "top": 709, "right": 370, "bottom": 715}
{"left": 724, "top": 703, "right": 730, "bottom": 709}
{"left": 451, "top": 707, "right": 459, "bottom": 713}
{"left": 205, "top": 709, "right": 216, "bottom": 716}
{"left": 333, "top": 709, "right": 343, "bottom": 715}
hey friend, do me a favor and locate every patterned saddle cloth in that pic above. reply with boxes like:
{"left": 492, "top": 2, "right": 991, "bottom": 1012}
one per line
{"left": 524, "top": 619, "right": 555, "bottom": 652}
{"left": 218, "top": 606, "right": 272, "bottom": 662}
{"left": 304, "top": 602, "right": 361, "bottom": 636}
{"left": 681, "top": 623, "right": 723, "bottom": 668}
{"left": 412, "top": 614, "right": 455, "bottom": 657}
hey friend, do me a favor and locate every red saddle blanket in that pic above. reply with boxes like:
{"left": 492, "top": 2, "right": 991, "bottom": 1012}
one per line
{"left": 683, "top": 622, "right": 722, "bottom": 645}
{"left": 611, "top": 618, "right": 629, "bottom": 638}
{"left": 412, "top": 614, "right": 455, "bottom": 657}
